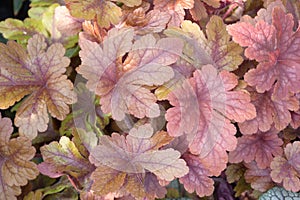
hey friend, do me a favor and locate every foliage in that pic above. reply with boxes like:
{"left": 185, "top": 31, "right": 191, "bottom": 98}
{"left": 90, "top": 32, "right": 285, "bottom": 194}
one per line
{"left": 0, "top": 0, "right": 299, "bottom": 199}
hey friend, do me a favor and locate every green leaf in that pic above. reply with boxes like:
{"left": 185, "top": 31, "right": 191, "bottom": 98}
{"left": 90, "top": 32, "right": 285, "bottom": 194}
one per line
{"left": 13, "top": 0, "right": 25, "bottom": 16}
{"left": 234, "top": 177, "right": 252, "bottom": 197}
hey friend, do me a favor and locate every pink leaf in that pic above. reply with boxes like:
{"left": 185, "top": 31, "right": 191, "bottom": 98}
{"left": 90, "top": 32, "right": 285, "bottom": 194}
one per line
{"left": 154, "top": 0, "right": 194, "bottom": 26}
{"left": 271, "top": 141, "right": 300, "bottom": 192}
{"left": 179, "top": 153, "right": 214, "bottom": 197}
{"left": 166, "top": 65, "right": 255, "bottom": 174}
{"left": 54, "top": 6, "right": 83, "bottom": 36}
{"left": 238, "top": 87, "right": 299, "bottom": 134}
{"left": 229, "top": 128, "right": 283, "bottom": 169}
{"left": 227, "top": 6, "right": 300, "bottom": 100}
{"left": 244, "top": 161, "right": 274, "bottom": 192}
{"left": 78, "top": 28, "right": 183, "bottom": 120}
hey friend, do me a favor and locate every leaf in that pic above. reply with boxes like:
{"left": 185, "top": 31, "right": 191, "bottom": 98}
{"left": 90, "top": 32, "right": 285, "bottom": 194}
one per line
{"left": 227, "top": 6, "right": 300, "bottom": 100}
{"left": 0, "top": 34, "right": 77, "bottom": 139}
{"left": 233, "top": 176, "right": 252, "bottom": 198}
{"left": 124, "top": 8, "right": 171, "bottom": 35}
{"left": 13, "top": 0, "right": 25, "bottom": 16}
{"left": 30, "top": 0, "right": 63, "bottom": 7}
{"left": 0, "top": 114, "right": 39, "bottom": 200}
{"left": 165, "top": 65, "right": 255, "bottom": 174}
{"left": 164, "top": 16, "right": 243, "bottom": 71}
{"left": 65, "top": 0, "right": 141, "bottom": 28}
{"left": 229, "top": 128, "right": 283, "bottom": 169}
{"left": 153, "top": 0, "right": 194, "bottom": 26}
{"left": 89, "top": 127, "right": 188, "bottom": 198}
{"left": 0, "top": 18, "right": 44, "bottom": 45}
{"left": 54, "top": 6, "right": 83, "bottom": 37}
{"left": 0, "top": 4, "right": 79, "bottom": 48}
{"left": 179, "top": 153, "right": 214, "bottom": 197}
{"left": 259, "top": 187, "right": 300, "bottom": 200}
{"left": 291, "top": 93, "right": 300, "bottom": 129}
{"left": 270, "top": 141, "right": 300, "bottom": 192}
{"left": 189, "top": 0, "right": 208, "bottom": 21}
{"left": 244, "top": 162, "right": 274, "bottom": 192}
{"left": 78, "top": 28, "right": 183, "bottom": 121}
{"left": 225, "top": 163, "right": 245, "bottom": 184}
{"left": 124, "top": 173, "right": 167, "bottom": 199}
{"left": 39, "top": 136, "right": 95, "bottom": 179}
{"left": 42, "top": 4, "right": 79, "bottom": 49}
{"left": 238, "top": 87, "right": 299, "bottom": 134}
{"left": 90, "top": 165, "right": 127, "bottom": 196}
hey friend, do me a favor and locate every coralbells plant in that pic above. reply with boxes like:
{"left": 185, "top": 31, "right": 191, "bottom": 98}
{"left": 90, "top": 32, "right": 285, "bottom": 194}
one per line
{"left": 0, "top": 0, "right": 299, "bottom": 199}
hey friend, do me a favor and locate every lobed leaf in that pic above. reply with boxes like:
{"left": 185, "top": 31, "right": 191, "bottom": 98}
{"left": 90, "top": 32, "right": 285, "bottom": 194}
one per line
{"left": 153, "top": 0, "right": 194, "bottom": 26}
{"left": 0, "top": 114, "right": 39, "bottom": 200}
{"left": 78, "top": 28, "right": 183, "bottom": 121}
{"left": 179, "top": 153, "right": 214, "bottom": 197}
{"left": 65, "top": 0, "right": 140, "bottom": 28}
{"left": 229, "top": 128, "right": 283, "bottom": 169}
{"left": 54, "top": 6, "right": 83, "bottom": 37}
{"left": 244, "top": 162, "right": 274, "bottom": 192}
{"left": 165, "top": 16, "right": 243, "bottom": 71}
{"left": 270, "top": 141, "right": 300, "bottom": 192}
{"left": 238, "top": 87, "right": 299, "bottom": 134}
{"left": 89, "top": 126, "right": 188, "bottom": 198}
{"left": 225, "top": 163, "right": 245, "bottom": 184}
{"left": 166, "top": 65, "right": 255, "bottom": 175}
{"left": 123, "top": 6, "right": 171, "bottom": 35}
{"left": 39, "top": 136, "right": 95, "bottom": 179}
{"left": 0, "top": 34, "right": 77, "bottom": 139}
{"left": 227, "top": 6, "right": 300, "bottom": 100}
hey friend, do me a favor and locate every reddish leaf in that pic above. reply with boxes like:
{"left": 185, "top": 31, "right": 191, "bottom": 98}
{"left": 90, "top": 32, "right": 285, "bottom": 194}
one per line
{"left": 154, "top": 0, "right": 194, "bottom": 26}
{"left": 227, "top": 6, "right": 300, "bottom": 100}
{"left": 0, "top": 114, "right": 39, "bottom": 200}
{"left": 179, "top": 153, "right": 214, "bottom": 197}
{"left": 291, "top": 93, "right": 300, "bottom": 129}
{"left": 78, "top": 28, "right": 183, "bottom": 121}
{"left": 270, "top": 141, "right": 300, "bottom": 192}
{"left": 0, "top": 34, "right": 77, "bottom": 139}
{"left": 238, "top": 87, "right": 299, "bottom": 134}
{"left": 244, "top": 162, "right": 274, "bottom": 192}
{"left": 166, "top": 65, "right": 255, "bottom": 174}
{"left": 229, "top": 128, "right": 283, "bottom": 169}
